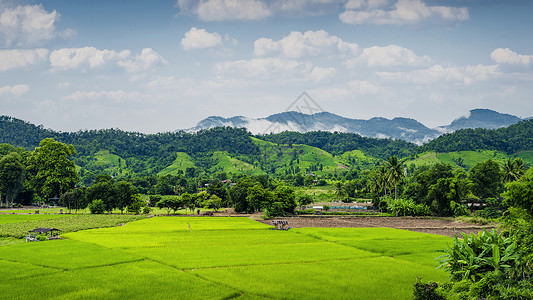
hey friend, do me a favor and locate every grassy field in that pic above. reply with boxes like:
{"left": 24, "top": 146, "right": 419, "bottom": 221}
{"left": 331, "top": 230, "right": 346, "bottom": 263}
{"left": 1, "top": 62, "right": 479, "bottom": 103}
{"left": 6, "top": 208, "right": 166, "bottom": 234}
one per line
{"left": 158, "top": 152, "right": 196, "bottom": 176}
{"left": 0, "top": 216, "right": 450, "bottom": 299}
{"left": 406, "top": 150, "right": 531, "bottom": 169}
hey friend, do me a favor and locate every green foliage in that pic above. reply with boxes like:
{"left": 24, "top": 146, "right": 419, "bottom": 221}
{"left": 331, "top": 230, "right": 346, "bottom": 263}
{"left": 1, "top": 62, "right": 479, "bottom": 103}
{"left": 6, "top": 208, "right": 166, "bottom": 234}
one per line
{"left": 469, "top": 159, "right": 504, "bottom": 199}
{"left": 88, "top": 199, "right": 106, "bottom": 214}
{"left": 503, "top": 168, "right": 533, "bottom": 215}
{"left": 0, "top": 152, "right": 25, "bottom": 206}
{"left": 387, "top": 198, "right": 430, "bottom": 216}
{"left": 35, "top": 234, "right": 48, "bottom": 242}
{"left": 428, "top": 172, "right": 473, "bottom": 216}
{"left": 438, "top": 229, "right": 519, "bottom": 282}
{"left": 142, "top": 206, "right": 151, "bottom": 214}
{"left": 413, "top": 278, "right": 446, "bottom": 300}
{"left": 127, "top": 194, "right": 145, "bottom": 214}
{"left": 26, "top": 138, "right": 78, "bottom": 200}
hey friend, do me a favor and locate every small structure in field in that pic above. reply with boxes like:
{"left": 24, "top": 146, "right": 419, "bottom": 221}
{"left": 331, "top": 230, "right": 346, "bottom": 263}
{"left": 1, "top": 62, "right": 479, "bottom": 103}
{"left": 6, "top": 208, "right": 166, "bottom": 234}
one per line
{"left": 272, "top": 220, "right": 290, "bottom": 230}
{"left": 26, "top": 227, "right": 61, "bottom": 242}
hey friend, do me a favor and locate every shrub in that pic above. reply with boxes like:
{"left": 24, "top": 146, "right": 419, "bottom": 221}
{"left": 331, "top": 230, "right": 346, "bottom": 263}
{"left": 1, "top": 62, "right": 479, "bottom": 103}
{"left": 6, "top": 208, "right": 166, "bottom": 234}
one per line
{"left": 142, "top": 206, "right": 151, "bottom": 214}
{"left": 387, "top": 198, "right": 430, "bottom": 217}
{"left": 148, "top": 195, "right": 162, "bottom": 207}
{"left": 323, "top": 205, "right": 330, "bottom": 211}
{"left": 475, "top": 207, "right": 502, "bottom": 219}
{"left": 35, "top": 234, "right": 48, "bottom": 241}
{"left": 127, "top": 194, "right": 145, "bottom": 214}
{"left": 413, "top": 278, "right": 445, "bottom": 300}
{"left": 88, "top": 199, "right": 106, "bottom": 214}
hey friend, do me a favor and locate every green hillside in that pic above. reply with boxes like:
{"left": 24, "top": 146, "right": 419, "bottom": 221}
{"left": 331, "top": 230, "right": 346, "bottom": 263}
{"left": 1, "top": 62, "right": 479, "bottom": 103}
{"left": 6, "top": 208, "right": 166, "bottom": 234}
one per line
{"left": 158, "top": 152, "right": 196, "bottom": 176}
{"left": 407, "top": 150, "right": 533, "bottom": 170}
{"left": 209, "top": 151, "right": 265, "bottom": 175}
{"left": 252, "top": 137, "right": 349, "bottom": 175}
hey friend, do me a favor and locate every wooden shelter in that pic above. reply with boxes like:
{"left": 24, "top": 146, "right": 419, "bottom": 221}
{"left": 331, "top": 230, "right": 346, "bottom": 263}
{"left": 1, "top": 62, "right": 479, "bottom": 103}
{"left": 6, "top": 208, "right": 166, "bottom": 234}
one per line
{"left": 29, "top": 227, "right": 61, "bottom": 238}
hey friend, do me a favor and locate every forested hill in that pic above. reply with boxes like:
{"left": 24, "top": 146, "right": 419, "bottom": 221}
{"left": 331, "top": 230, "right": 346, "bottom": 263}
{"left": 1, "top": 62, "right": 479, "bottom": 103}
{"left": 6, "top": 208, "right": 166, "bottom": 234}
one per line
{"left": 258, "top": 131, "right": 417, "bottom": 159}
{"left": 420, "top": 119, "right": 533, "bottom": 154}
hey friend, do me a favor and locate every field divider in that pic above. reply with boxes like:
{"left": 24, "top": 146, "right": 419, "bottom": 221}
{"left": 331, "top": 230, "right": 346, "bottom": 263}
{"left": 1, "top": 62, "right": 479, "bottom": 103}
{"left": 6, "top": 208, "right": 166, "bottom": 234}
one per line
{"left": 66, "top": 258, "right": 146, "bottom": 271}
{"left": 0, "top": 258, "right": 67, "bottom": 271}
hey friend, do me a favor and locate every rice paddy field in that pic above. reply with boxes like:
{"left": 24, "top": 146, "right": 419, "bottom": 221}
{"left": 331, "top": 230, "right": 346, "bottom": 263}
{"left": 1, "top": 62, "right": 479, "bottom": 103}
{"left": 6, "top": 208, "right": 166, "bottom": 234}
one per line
{"left": 0, "top": 216, "right": 451, "bottom": 299}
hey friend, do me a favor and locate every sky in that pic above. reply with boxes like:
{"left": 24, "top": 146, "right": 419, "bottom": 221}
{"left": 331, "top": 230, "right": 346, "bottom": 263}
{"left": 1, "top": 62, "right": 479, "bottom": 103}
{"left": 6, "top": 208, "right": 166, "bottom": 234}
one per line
{"left": 1, "top": 0, "right": 532, "bottom": 133}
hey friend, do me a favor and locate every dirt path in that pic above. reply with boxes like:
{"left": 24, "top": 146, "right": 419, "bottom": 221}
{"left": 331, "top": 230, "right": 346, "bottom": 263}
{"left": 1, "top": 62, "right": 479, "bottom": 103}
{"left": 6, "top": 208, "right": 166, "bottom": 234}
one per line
{"left": 255, "top": 216, "right": 498, "bottom": 238}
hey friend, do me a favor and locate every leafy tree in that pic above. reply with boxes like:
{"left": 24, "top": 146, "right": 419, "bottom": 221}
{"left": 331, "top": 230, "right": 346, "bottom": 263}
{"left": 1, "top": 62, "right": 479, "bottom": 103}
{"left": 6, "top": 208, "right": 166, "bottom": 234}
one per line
{"left": 385, "top": 155, "right": 405, "bottom": 200}
{"left": 115, "top": 181, "right": 138, "bottom": 214}
{"left": 26, "top": 138, "right": 78, "bottom": 201}
{"left": 246, "top": 184, "right": 273, "bottom": 212}
{"left": 88, "top": 199, "right": 106, "bottom": 214}
{"left": 503, "top": 168, "right": 533, "bottom": 215}
{"left": 428, "top": 172, "right": 473, "bottom": 216}
{"left": 297, "top": 194, "right": 313, "bottom": 210}
{"left": 60, "top": 188, "right": 87, "bottom": 213}
{"left": 203, "top": 194, "right": 222, "bottom": 211}
{"left": 86, "top": 178, "right": 116, "bottom": 213}
{"left": 230, "top": 176, "right": 257, "bottom": 213}
{"left": 469, "top": 160, "right": 504, "bottom": 199}
{"left": 0, "top": 152, "right": 25, "bottom": 207}
{"left": 127, "top": 194, "right": 144, "bottom": 214}
{"left": 272, "top": 185, "right": 297, "bottom": 214}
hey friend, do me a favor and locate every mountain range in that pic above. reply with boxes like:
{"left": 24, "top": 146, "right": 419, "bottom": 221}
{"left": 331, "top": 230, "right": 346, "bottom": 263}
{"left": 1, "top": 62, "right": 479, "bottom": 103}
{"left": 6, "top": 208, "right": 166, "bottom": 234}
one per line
{"left": 187, "top": 109, "right": 528, "bottom": 144}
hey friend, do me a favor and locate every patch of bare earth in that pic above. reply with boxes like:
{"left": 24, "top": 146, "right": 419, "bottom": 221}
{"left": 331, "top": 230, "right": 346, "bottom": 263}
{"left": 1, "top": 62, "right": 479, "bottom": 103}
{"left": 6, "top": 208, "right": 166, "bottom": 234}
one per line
{"left": 256, "top": 216, "right": 498, "bottom": 238}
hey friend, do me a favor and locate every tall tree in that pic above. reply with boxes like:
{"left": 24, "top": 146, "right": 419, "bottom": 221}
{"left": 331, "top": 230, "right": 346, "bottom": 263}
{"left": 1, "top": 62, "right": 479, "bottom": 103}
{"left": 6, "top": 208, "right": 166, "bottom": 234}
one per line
{"left": 503, "top": 158, "right": 525, "bottom": 183}
{"left": 385, "top": 156, "right": 405, "bottom": 200}
{"left": 0, "top": 152, "right": 25, "bottom": 207}
{"left": 469, "top": 159, "right": 504, "bottom": 199}
{"left": 26, "top": 138, "right": 78, "bottom": 202}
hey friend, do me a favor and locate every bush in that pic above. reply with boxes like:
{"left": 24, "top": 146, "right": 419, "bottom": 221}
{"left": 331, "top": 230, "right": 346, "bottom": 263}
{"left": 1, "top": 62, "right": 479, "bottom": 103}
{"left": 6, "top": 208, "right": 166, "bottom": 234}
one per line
{"left": 148, "top": 195, "right": 162, "bottom": 207}
{"left": 323, "top": 205, "right": 330, "bottom": 211}
{"left": 387, "top": 198, "right": 430, "bottom": 217}
{"left": 413, "top": 278, "right": 446, "bottom": 300}
{"left": 142, "top": 206, "right": 151, "bottom": 214}
{"left": 35, "top": 234, "right": 48, "bottom": 242}
{"left": 263, "top": 202, "right": 286, "bottom": 219}
{"left": 127, "top": 194, "right": 145, "bottom": 214}
{"left": 475, "top": 207, "right": 502, "bottom": 219}
{"left": 88, "top": 199, "right": 106, "bottom": 214}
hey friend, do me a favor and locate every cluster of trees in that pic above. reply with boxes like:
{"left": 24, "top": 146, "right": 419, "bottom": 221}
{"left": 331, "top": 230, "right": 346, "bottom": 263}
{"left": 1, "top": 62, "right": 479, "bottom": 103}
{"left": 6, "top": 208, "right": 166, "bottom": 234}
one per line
{"left": 0, "top": 138, "right": 78, "bottom": 207}
{"left": 365, "top": 156, "right": 527, "bottom": 217}
{"left": 421, "top": 119, "right": 533, "bottom": 154}
{"left": 415, "top": 168, "right": 533, "bottom": 299}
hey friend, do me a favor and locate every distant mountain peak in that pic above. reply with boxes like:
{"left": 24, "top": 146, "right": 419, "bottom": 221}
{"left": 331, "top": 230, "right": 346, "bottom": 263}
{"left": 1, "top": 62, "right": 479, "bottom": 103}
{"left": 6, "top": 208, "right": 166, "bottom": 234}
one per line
{"left": 186, "top": 109, "right": 526, "bottom": 145}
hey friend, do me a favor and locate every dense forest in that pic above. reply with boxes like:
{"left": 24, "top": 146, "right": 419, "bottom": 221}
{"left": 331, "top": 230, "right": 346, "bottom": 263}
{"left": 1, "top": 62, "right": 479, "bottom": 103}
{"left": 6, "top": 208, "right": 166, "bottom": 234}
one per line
{"left": 420, "top": 119, "right": 533, "bottom": 154}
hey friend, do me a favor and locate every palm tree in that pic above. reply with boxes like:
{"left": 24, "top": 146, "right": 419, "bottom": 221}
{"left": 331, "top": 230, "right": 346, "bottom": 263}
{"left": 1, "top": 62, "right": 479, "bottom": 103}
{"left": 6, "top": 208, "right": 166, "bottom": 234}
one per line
{"left": 377, "top": 165, "right": 389, "bottom": 199}
{"left": 335, "top": 181, "right": 344, "bottom": 200}
{"left": 385, "top": 156, "right": 406, "bottom": 200}
{"left": 503, "top": 158, "right": 525, "bottom": 183}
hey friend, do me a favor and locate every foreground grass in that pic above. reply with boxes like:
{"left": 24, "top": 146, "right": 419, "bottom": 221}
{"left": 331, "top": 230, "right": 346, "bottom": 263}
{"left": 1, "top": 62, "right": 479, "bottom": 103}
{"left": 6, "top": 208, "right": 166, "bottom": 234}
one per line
{"left": 0, "top": 217, "right": 450, "bottom": 299}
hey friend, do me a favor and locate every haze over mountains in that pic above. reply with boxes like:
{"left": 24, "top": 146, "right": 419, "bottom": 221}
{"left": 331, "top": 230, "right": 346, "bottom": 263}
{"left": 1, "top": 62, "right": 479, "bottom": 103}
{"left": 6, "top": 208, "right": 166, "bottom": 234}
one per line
{"left": 187, "top": 109, "right": 529, "bottom": 144}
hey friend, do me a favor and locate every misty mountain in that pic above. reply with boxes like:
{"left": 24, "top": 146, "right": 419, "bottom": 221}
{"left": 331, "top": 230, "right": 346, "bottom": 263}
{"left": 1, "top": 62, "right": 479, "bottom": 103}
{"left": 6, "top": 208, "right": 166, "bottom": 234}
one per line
{"left": 187, "top": 109, "right": 527, "bottom": 144}
{"left": 440, "top": 109, "right": 523, "bottom": 132}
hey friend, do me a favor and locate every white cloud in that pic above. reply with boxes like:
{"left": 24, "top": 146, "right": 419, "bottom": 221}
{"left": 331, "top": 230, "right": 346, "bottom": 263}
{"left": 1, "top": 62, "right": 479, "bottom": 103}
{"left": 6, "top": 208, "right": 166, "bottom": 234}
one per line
{"left": 378, "top": 64, "right": 499, "bottom": 85}
{"left": 254, "top": 30, "right": 359, "bottom": 58}
{"left": 490, "top": 48, "right": 532, "bottom": 68}
{"left": 0, "top": 48, "right": 48, "bottom": 71}
{"left": 345, "top": 44, "right": 431, "bottom": 68}
{"left": 50, "top": 47, "right": 165, "bottom": 73}
{"left": 347, "top": 80, "right": 379, "bottom": 94}
{"left": 176, "top": 0, "right": 341, "bottom": 21}
{"left": 0, "top": 4, "right": 74, "bottom": 47}
{"left": 215, "top": 57, "right": 313, "bottom": 79}
{"left": 308, "top": 67, "right": 337, "bottom": 82}
{"left": 340, "top": 0, "right": 469, "bottom": 26}
{"left": 185, "top": 0, "right": 271, "bottom": 21}
{"left": 63, "top": 90, "right": 141, "bottom": 102}
{"left": 0, "top": 84, "right": 30, "bottom": 96}
{"left": 57, "top": 81, "right": 69, "bottom": 88}
{"left": 117, "top": 48, "right": 167, "bottom": 73}
{"left": 50, "top": 47, "right": 130, "bottom": 70}
{"left": 181, "top": 27, "right": 222, "bottom": 50}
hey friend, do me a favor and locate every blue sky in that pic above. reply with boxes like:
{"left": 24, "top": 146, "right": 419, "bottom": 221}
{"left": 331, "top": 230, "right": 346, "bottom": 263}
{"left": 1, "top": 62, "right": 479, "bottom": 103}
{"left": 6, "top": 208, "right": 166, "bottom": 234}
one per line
{"left": 1, "top": 0, "right": 532, "bottom": 133}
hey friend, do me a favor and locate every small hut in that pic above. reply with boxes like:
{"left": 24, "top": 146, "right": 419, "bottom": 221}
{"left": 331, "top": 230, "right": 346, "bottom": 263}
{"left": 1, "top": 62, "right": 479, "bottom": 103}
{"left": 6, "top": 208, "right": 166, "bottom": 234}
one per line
{"left": 27, "top": 228, "right": 61, "bottom": 241}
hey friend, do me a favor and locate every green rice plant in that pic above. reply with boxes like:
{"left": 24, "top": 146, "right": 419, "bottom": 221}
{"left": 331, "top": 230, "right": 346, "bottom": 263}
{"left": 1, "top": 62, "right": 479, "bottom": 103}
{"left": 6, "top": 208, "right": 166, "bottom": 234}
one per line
{"left": 0, "top": 260, "right": 239, "bottom": 300}
{"left": 0, "top": 239, "right": 141, "bottom": 270}
{"left": 0, "top": 214, "right": 146, "bottom": 238}
{"left": 195, "top": 256, "right": 448, "bottom": 300}
{"left": 0, "top": 214, "right": 70, "bottom": 224}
